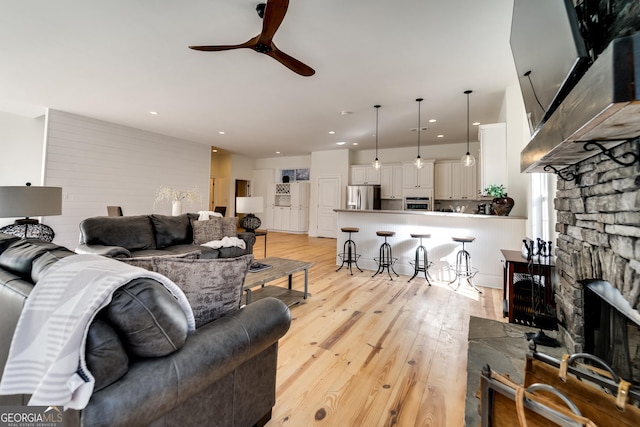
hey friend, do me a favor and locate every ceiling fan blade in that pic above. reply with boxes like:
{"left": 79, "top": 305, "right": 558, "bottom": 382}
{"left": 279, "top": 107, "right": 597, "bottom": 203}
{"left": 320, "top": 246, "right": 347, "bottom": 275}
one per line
{"left": 259, "top": 0, "right": 289, "bottom": 42}
{"left": 266, "top": 45, "right": 315, "bottom": 76}
{"left": 189, "top": 37, "right": 257, "bottom": 52}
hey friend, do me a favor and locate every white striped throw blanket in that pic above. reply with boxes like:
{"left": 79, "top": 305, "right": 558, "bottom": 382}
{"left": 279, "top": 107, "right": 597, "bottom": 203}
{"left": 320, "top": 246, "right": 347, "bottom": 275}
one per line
{"left": 0, "top": 254, "right": 195, "bottom": 409}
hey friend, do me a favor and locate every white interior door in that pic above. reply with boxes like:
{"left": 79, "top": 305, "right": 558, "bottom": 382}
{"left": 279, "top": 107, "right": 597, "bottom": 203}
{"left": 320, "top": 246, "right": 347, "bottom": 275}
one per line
{"left": 316, "top": 177, "right": 340, "bottom": 238}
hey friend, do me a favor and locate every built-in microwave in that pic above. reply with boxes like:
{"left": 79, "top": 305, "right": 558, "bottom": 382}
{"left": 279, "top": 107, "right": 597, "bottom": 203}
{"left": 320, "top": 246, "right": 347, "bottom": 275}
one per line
{"left": 405, "top": 196, "right": 431, "bottom": 211}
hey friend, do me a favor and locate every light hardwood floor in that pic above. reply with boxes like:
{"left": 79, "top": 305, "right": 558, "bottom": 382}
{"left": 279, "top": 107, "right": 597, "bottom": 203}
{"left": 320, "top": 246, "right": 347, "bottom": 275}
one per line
{"left": 258, "top": 232, "right": 504, "bottom": 427}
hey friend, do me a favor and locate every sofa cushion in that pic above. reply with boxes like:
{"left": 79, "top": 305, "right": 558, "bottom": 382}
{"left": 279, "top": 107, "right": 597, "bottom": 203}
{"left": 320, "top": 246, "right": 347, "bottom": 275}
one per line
{"left": 192, "top": 217, "right": 238, "bottom": 245}
{"left": 105, "top": 278, "right": 189, "bottom": 358}
{"left": 85, "top": 318, "right": 129, "bottom": 391}
{"left": 80, "top": 216, "right": 156, "bottom": 251}
{"left": 30, "top": 249, "right": 76, "bottom": 283}
{"left": 0, "top": 233, "right": 20, "bottom": 255}
{"left": 153, "top": 254, "right": 252, "bottom": 328}
{"left": 150, "top": 214, "right": 193, "bottom": 249}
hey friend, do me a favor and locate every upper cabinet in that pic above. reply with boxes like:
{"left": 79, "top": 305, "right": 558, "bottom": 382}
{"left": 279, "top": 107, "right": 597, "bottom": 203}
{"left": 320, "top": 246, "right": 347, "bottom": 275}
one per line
{"left": 350, "top": 165, "right": 380, "bottom": 185}
{"left": 435, "top": 161, "right": 477, "bottom": 200}
{"left": 402, "top": 161, "right": 434, "bottom": 189}
{"left": 479, "top": 123, "right": 507, "bottom": 192}
{"left": 380, "top": 164, "right": 403, "bottom": 199}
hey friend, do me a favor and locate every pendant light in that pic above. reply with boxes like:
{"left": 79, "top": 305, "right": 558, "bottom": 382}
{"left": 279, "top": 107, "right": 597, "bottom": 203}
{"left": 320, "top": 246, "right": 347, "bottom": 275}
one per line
{"left": 372, "top": 104, "right": 381, "bottom": 170}
{"left": 414, "top": 98, "right": 424, "bottom": 169}
{"left": 461, "top": 90, "right": 476, "bottom": 167}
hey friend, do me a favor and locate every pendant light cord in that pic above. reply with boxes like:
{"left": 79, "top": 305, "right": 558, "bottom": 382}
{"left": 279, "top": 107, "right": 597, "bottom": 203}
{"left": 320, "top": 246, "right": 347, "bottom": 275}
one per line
{"left": 416, "top": 98, "right": 423, "bottom": 158}
{"left": 465, "top": 90, "right": 472, "bottom": 154}
{"left": 374, "top": 104, "right": 380, "bottom": 160}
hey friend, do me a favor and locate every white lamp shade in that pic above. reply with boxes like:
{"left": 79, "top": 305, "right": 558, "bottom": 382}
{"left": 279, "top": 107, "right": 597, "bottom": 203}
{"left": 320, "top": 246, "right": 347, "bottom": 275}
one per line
{"left": 0, "top": 186, "right": 62, "bottom": 218}
{"left": 236, "top": 196, "right": 264, "bottom": 214}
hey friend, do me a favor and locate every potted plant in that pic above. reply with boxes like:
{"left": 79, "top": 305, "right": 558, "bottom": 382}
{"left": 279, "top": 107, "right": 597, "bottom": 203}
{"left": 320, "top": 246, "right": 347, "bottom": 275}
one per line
{"left": 483, "top": 184, "right": 514, "bottom": 216}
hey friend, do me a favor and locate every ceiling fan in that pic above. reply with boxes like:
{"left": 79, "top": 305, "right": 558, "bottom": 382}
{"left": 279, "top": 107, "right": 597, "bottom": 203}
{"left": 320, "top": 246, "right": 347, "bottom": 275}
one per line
{"left": 189, "top": 0, "right": 315, "bottom": 77}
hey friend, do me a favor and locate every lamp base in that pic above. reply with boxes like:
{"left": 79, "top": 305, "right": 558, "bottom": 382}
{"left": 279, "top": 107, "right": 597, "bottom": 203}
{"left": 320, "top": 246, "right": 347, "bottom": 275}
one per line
{"left": 239, "top": 213, "right": 261, "bottom": 233}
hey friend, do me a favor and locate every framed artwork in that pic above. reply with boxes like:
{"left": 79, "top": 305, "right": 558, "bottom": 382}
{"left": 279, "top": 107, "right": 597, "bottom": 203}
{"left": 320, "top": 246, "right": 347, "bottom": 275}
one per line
{"left": 281, "top": 169, "right": 295, "bottom": 183}
{"left": 295, "top": 168, "right": 310, "bottom": 181}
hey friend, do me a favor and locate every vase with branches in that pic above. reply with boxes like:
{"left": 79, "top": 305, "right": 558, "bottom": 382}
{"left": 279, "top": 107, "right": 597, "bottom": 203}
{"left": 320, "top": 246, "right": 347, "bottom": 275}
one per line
{"left": 154, "top": 186, "right": 200, "bottom": 215}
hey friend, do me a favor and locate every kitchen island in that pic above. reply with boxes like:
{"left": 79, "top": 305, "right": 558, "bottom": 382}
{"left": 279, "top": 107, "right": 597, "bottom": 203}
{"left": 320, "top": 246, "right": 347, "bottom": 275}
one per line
{"left": 335, "top": 209, "right": 526, "bottom": 288}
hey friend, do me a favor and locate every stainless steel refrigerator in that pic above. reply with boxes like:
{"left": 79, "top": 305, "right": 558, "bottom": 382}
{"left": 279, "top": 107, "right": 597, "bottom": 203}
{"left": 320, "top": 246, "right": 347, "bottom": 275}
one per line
{"left": 346, "top": 185, "right": 381, "bottom": 210}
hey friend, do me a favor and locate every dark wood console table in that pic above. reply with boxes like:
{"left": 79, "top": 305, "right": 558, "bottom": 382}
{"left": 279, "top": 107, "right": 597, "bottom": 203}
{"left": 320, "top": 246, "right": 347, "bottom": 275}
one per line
{"left": 501, "top": 249, "right": 555, "bottom": 325}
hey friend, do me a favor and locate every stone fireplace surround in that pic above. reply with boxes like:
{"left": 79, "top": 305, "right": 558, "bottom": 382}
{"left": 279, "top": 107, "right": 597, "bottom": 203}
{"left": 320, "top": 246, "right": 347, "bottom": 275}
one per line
{"left": 554, "top": 139, "right": 640, "bottom": 357}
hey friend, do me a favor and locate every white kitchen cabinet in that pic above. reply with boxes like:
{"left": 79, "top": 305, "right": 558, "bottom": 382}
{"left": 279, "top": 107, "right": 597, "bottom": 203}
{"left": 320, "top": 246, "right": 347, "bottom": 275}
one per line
{"left": 402, "top": 161, "right": 434, "bottom": 189}
{"left": 479, "top": 123, "right": 507, "bottom": 192}
{"left": 434, "top": 160, "right": 477, "bottom": 200}
{"left": 270, "top": 182, "right": 309, "bottom": 233}
{"left": 380, "top": 164, "right": 403, "bottom": 199}
{"left": 350, "top": 165, "right": 380, "bottom": 185}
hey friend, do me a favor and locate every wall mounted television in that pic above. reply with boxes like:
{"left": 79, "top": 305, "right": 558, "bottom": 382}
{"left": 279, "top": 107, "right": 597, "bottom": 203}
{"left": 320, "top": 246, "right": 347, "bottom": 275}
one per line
{"left": 510, "top": 0, "right": 590, "bottom": 135}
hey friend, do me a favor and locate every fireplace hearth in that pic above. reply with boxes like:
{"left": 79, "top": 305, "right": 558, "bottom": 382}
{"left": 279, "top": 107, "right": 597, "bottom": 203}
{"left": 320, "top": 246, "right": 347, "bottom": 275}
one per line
{"left": 584, "top": 280, "right": 640, "bottom": 386}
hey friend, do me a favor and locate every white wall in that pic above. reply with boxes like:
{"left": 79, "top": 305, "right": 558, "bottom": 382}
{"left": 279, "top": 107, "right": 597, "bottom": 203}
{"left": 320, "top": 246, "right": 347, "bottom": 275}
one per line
{"left": 0, "top": 111, "right": 46, "bottom": 225}
{"left": 44, "top": 110, "right": 211, "bottom": 250}
{"left": 349, "top": 142, "right": 480, "bottom": 165}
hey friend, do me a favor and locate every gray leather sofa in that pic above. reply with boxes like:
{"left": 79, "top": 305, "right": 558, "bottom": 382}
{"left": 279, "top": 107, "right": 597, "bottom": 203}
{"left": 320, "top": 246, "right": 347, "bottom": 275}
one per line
{"left": 76, "top": 213, "right": 255, "bottom": 259}
{"left": 0, "top": 234, "right": 291, "bottom": 426}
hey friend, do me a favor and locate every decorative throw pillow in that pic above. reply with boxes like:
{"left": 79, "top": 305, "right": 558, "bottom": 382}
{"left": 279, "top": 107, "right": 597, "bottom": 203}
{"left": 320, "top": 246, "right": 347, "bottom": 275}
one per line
{"left": 116, "top": 250, "right": 201, "bottom": 271}
{"left": 153, "top": 254, "right": 252, "bottom": 328}
{"left": 192, "top": 217, "right": 238, "bottom": 245}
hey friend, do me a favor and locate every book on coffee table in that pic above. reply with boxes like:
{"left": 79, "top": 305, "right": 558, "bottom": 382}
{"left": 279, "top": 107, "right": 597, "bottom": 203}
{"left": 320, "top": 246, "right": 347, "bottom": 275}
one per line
{"left": 249, "top": 262, "right": 272, "bottom": 273}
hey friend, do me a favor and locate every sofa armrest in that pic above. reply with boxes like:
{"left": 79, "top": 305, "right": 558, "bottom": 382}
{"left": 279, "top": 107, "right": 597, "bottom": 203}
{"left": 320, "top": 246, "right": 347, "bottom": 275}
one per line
{"left": 237, "top": 232, "right": 256, "bottom": 254}
{"left": 79, "top": 297, "right": 291, "bottom": 427}
{"left": 75, "top": 243, "right": 131, "bottom": 258}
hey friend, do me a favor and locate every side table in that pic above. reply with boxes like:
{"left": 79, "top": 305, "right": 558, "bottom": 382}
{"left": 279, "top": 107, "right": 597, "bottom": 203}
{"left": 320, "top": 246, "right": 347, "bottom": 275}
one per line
{"left": 254, "top": 230, "right": 267, "bottom": 257}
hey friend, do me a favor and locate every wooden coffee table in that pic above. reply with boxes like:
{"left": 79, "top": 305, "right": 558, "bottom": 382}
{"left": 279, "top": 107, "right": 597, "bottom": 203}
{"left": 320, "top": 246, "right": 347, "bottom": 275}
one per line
{"left": 243, "top": 257, "right": 313, "bottom": 306}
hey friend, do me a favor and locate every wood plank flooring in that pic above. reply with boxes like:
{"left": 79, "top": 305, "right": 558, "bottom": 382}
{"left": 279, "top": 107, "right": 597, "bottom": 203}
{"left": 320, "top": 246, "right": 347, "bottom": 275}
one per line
{"left": 259, "top": 232, "right": 504, "bottom": 427}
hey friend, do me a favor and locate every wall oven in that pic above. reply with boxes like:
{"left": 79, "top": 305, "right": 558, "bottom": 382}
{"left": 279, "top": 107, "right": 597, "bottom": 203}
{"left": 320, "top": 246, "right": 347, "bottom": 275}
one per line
{"left": 405, "top": 196, "right": 431, "bottom": 211}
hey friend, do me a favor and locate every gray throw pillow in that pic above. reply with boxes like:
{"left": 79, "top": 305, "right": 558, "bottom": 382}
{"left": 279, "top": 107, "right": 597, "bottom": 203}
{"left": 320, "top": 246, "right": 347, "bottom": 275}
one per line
{"left": 117, "top": 250, "right": 201, "bottom": 271}
{"left": 150, "top": 214, "right": 192, "bottom": 249}
{"left": 192, "top": 217, "right": 238, "bottom": 245}
{"left": 153, "top": 254, "right": 252, "bottom": 328}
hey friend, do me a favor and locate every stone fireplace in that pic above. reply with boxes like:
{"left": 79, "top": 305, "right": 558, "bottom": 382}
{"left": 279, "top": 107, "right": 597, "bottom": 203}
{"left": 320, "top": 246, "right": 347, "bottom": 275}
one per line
{"left": 554, "top": 138, "right": 640, "bottom": 384}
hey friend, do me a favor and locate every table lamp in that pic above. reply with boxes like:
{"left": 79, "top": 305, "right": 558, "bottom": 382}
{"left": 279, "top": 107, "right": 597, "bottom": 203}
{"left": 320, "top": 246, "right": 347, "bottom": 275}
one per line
{"left": 236, "top": 196, "right": 263, "bottom": 233}
{"left": 0, "top": 183, "right": 63, "bottom": 241}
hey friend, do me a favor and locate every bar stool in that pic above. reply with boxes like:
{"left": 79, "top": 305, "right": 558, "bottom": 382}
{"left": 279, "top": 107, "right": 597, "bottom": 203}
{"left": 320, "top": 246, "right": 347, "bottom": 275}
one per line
{"left": 408, "top": 233, "right": 432, "bottom": 284}
{"left": 336, "top": 227, "right": 363, "bottom": 275}
{"left": 373, "top": 231, "right": 399, "bottom": 280}
{"left": 449, "top": 236, "right": 481, "bottom": 292}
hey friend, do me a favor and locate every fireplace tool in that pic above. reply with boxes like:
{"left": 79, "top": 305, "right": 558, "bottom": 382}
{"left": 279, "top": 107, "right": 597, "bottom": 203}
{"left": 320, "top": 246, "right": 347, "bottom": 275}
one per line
{"left": 524, "top": 238, "right": 560, "bottom": 347}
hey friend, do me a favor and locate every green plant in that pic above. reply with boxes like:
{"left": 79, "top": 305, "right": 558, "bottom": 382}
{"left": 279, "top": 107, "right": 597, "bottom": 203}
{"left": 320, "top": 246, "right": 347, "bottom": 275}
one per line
{"left": 484, "top": 184, "right": 506, "bottom": 198}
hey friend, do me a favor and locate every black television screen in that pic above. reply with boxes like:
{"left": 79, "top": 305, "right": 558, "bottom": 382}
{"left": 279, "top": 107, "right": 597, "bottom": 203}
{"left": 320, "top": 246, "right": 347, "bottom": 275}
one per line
{"left": 510, "top": 0, "right": 590, "bottom": 134}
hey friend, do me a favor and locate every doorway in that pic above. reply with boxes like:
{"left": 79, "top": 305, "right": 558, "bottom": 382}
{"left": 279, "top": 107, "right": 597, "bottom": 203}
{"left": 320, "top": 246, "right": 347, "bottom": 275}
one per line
{"left": 235, "top": 179, "right": 250, "bottom": 216}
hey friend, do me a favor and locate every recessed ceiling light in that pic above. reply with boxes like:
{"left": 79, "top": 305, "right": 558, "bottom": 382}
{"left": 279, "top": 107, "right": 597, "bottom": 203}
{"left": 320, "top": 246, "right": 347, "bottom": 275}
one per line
{"left": 437, "top": 134, "right": 444, "bottom": 138}
{"left": 336, "top": 142, "right": 346, "bottom": 145}
{"left": 429, "top": 119, "right": 436, "bottom": 123}
{"left": 275, "top": 151, "right": 281, "bottom": 154}
{"left": 329, "top": 131, "right": 335, "bottom": 134}
{"left": 212, "top": 149, "right": 218, "bottom": 153}
{"left": 352, "top": 142, "right": 358, "bottom": 146}
{"left": 218, "top": 131, "right": 225, "bottom": 135}
{"left": 340, "top": 111, "right": 353, "bottom": 115}
{"left": 149, "top": 111, "right": 158, "bottom": 115}
{"left": 473, "top": 122, "right": 480, "bottom": 126}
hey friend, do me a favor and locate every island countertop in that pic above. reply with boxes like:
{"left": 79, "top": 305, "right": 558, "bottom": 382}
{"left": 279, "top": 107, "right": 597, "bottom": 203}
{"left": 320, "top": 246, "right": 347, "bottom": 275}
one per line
{"left": 334, "top": 209, "right": 527, "bottom": 220}
{"left": 334, "top": 209, "right": 526, "bottom": 288}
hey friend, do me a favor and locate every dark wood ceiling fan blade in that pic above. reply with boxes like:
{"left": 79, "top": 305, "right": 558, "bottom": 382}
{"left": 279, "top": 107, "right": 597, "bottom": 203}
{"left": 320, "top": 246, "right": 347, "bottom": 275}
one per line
{"left": 260, "top": 0, "right": 289, "bottom": 42}
{"left": 267, "top": 46, "right": 315, "bottom": 77}
{"left": 189, "top": 37, "right": 257, "bottom": 52}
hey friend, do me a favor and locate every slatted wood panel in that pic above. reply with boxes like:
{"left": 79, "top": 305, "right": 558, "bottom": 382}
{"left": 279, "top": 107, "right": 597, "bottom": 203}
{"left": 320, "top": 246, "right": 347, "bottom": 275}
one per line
{"left": 260, "top": 232, "right": 504, "bottom": 427}
{"left": 43, "top": 110, "right": 211, "bottom": 250}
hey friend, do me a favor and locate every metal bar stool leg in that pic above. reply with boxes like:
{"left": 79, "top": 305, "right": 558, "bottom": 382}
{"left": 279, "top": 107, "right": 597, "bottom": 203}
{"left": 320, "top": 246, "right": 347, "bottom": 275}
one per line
{"left": 408, "top": 234, "right": 432, "bottom": 284}
{"left": 337, "top": 228, "right": 363, "bottom": 275}
{"left": 373, "top": 231, "right": 399, "bottom": 280}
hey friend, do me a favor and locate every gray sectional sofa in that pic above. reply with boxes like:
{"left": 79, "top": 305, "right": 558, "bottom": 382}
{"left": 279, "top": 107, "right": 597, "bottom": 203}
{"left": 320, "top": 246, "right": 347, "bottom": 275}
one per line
{"left": 76, "top": 213, "right": 255, "bottom": 259}
{"left": 0, "top": 234, "right": 290, "bottom": 426}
